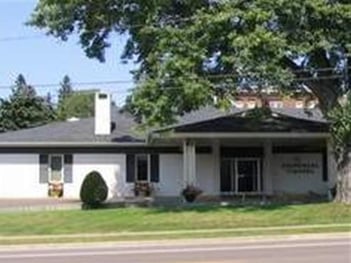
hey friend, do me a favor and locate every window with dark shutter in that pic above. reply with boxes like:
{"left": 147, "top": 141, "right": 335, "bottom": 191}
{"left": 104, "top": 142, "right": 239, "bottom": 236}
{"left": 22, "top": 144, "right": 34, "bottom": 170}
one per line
{"left": 64, "top": 155, "right": 73, "bottom": 183}
{"left": 126, "top": 154, "right": 135, "bottom": 183}
{"left": 150, "top": 154, "right": 159, "bottom": 183}
{"left": 39, "top": 154, "right": 49, "bottom": 184}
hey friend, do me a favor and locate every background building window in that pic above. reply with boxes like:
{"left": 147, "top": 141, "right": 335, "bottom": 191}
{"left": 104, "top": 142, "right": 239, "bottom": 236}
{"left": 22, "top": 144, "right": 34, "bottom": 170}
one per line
{"left": 247, "top": 100, "right": 256, "bottom": 109}
{"left": 295, "top": 101, "right": 304, "bottom": 108}
{"left": 234, "top": 101, "right": 244, "bottom": 108}
{"left": 269, "top": 100, "right": 283, "bottom": 108}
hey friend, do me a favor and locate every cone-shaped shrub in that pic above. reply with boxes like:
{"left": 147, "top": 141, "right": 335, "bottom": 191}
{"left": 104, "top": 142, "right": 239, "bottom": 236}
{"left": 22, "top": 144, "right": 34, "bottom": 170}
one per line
{"left": 80, "top": 171, "right": 108, "bottom": 208}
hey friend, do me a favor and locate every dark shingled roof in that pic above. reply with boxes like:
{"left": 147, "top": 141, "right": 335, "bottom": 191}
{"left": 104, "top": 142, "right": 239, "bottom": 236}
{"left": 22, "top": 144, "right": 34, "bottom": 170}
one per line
{"left": 153, "top": 107, "right": 328, "bottom": 133}
{"left": 0, "top": 107, "right": 144, "bottom": 144}
{"left": 0, "top": 106, "right": 328, "bottom": 144}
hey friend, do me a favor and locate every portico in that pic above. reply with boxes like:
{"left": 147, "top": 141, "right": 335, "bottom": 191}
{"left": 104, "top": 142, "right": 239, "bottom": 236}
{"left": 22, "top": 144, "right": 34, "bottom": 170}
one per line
{"left": 152, "top": 108, "right": 334, "bottom": 198}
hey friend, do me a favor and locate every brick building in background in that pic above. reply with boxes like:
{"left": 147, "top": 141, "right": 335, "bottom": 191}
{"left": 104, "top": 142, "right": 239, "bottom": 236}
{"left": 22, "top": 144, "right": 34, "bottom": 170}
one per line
{"left": 232, "top": 89, "right": 318, "bottom": 109}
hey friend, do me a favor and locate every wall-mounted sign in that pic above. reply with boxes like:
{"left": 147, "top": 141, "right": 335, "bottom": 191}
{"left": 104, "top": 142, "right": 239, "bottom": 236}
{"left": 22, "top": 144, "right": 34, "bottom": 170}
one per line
{"left": 281, "top": 156, "right": 319, "bottom": 175}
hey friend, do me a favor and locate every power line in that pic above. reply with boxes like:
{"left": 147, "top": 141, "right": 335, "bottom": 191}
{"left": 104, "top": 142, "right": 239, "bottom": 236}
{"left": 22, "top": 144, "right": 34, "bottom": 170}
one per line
{"left": 0, "top": 34, "right": 47, "bottom": 42}
{"left": 0, "top": 72, "right": 347, "bottom": 91}
{"left": 0, "top": 79, "right": 134, "bottom": 89}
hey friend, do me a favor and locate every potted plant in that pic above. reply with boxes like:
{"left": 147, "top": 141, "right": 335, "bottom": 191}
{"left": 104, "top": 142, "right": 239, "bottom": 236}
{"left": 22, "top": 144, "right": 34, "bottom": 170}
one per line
{"left": 134, "top": 182, "right": 155, "bottom": 197}
{"left": 181, "top": 185, "right": 202, "bottom": 203}
{"left": 48, "top": 182, "right": 63, "bottom": 198}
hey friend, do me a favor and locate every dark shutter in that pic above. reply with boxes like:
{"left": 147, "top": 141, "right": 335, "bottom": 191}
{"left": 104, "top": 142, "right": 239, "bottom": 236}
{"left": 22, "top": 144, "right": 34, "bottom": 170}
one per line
{"left": 150, "top": 154, "right": 159, "bottom": 183}
{"left": 322, "top": 151, "right": 328, "bottom": 182}
{"left": 64, "top": 155, "right": 73, "bottom": 183}
{"left": 39, "top": 154, "right": 49, "bottom": 184}
{"left": 126, "top": 154, "right": 135, "bottom": 183}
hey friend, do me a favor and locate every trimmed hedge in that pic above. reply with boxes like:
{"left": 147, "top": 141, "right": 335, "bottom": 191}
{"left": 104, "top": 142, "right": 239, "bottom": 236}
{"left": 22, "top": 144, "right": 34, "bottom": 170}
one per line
{"left": 80, "top": 171, "right": 108, "bottom": 209}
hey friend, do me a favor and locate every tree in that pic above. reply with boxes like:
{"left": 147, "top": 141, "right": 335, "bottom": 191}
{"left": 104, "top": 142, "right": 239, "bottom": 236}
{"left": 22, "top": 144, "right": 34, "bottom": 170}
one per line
{"left": 57, "top": 91, "right": 95, "bottom": 120}
{"left": 58, "top": 75, "right": 73, "bottom": 104}
{"left": 56, "top": 75, "right": 95, "bottom": 120}
{"left": 29, "top": 1, "right": 351, "bottom": 202}
{"left": 0, "top": 74, "right": 56, "bottom": 131}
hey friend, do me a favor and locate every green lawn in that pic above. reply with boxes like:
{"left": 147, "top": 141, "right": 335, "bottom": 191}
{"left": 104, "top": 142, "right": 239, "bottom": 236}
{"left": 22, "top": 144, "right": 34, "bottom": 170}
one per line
{"left": 0, "top": 203, "right": 349, "bottom": 237}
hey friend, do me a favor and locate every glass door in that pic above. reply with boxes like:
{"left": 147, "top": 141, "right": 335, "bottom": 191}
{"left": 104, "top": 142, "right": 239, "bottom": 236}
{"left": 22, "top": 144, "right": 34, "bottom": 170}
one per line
{"left": 220, "top": 158, "right": 260, "bottom": 193}
{"left": 236, "top": 159, "right": 259, "bottom": 192}
{"left": 220, "top": 159, "right": 234, "bottom": 193}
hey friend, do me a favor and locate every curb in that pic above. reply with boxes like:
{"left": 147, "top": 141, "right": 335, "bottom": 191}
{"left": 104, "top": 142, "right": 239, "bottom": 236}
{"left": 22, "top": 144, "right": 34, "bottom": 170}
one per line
{"left": 0, "top": 223, "right": 349, "bottom": 240}
{"left": 0, "top": 232, "right": 349, "bottom": 251}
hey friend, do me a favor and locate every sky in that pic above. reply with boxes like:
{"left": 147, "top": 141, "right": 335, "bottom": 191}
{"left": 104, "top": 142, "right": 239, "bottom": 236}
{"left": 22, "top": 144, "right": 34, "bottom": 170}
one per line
{"left": 0, "top": 0, "right": 135, "bottom": 105}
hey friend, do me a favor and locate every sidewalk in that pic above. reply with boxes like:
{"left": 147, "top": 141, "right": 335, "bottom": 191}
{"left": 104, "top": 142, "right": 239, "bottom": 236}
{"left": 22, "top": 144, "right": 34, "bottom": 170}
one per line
{"left": 0, "top": 223, "right": 349, "bottom": 245}
{"left": 0, "top": 198, "right": 81, "bottom": 212}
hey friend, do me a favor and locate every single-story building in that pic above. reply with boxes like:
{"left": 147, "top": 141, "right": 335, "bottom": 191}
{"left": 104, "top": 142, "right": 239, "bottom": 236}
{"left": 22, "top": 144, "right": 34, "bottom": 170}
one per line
{"left": 0, "top": 93, "right": 336, "bottom": 200}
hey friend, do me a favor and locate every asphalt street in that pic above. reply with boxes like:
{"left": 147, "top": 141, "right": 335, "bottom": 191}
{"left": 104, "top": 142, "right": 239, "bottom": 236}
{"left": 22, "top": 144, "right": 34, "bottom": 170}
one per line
{"left": 0, "top": 234, "right": 349, "bottom": 263}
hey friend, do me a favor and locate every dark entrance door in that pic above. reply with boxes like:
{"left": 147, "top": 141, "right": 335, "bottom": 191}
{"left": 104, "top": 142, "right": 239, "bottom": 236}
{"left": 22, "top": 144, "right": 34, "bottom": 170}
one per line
{"left": 220, "top": 158, "right": 260, "bottom": 193}
{"left": 237, "top": 159, "right": 258, "bottom": 192}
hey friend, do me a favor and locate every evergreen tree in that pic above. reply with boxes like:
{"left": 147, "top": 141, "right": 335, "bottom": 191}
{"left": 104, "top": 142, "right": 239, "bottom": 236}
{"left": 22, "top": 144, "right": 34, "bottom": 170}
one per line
{"left": 58, "top": 75, "right": 73, "bottom": 103}
{"left": 0, "top": 74, "right": 56, "bottom": 132}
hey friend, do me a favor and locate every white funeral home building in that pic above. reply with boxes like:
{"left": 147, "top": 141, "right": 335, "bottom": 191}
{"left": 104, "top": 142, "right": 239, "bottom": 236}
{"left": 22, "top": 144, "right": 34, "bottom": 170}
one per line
{"left": 0, "top": 92, "right": 336, "bottom": 200}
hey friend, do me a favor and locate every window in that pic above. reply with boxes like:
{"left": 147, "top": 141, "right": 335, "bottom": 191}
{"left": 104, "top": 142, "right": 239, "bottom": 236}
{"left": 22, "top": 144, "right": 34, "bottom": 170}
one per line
{"left": 126, "top": 154, "right": 159, "bottom": 183}
{"left": 247, "top": 100, "right": 256, "bottom": 109}
{"left": 295, "top": 101, "right": 304, "bottom": 108}
{"left": 234, "top": 101, "right": 244, "bottom": 108}
{"left": 136, "top": 154, "right": 149, "bottom": 181}
{"left": 307, "top": 101, "right": 317, "bottom": 109}
{"left": 269, "top": 100, "right": 283, "bottom": 108}
{"left": 49, "top": 155, "right": 63, "bottom": 182}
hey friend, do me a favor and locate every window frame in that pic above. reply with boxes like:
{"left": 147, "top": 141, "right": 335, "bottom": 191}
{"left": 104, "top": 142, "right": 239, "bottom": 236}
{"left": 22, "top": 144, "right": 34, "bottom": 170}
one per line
{"left": 135, "top": 154, "right": 151, "bottom": 182}
{"left": 49, "top": 154, "right": 64, "bottom": 183}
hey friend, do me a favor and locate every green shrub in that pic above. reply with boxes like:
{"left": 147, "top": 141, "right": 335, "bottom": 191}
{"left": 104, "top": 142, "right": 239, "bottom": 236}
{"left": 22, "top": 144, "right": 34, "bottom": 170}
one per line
{"left": 80, "top": 171, "right": 108, "bottom": 209}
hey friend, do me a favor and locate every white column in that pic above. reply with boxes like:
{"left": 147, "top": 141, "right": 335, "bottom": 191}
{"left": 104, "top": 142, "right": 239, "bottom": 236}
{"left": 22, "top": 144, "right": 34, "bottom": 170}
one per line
{"left": 183, "top": 140, "right": 188, "bottom": 187}
{"left": 327, "top": 138, "right": 337, "bottom": 187}
{"left": 263, "top": 139, "right": 273, "bottom": 194}
{"left": 183, "top": 140, "right": 197, "bottom": 186}
{"left": 189, "top": 141, "right": 196, "bottom": 185}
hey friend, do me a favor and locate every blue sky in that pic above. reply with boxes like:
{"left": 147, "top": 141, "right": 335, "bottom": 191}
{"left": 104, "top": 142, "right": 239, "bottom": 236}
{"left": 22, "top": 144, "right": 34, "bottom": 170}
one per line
{"left": 0, "top": 0, "right": 135, "bottom": 105}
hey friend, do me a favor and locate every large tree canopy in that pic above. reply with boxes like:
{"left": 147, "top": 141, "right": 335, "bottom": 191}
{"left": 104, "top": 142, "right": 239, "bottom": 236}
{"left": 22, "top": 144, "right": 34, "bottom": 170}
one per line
{"left": 29, "top": 0, "right": 351, "bottom": 124}
{"left": 29, "top": 0, "right": 351, "bottom": 202}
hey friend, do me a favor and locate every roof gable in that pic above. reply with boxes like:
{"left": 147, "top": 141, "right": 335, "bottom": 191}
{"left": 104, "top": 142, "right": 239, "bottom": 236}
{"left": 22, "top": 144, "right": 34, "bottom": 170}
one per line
{"left": 159, "top": 108, "right": 329, "bottom": 134}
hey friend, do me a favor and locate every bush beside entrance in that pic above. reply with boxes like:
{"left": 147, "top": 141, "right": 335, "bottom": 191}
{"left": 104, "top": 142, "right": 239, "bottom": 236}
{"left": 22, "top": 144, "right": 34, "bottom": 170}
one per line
{"left": 80, "top": 171, "right": 108, "bottom": 209}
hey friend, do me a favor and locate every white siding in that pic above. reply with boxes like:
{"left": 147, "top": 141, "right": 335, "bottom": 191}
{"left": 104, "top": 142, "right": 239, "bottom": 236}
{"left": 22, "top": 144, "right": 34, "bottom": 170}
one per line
{"left": 272, "top": 153, "right": 328, "bottom": 194}
{"left": 197, "top": 154, "right": 218, "bottom": 195}
{"left": 158, "top": 154, "right": 183, "bottom": 196}
{"left": 0, "top": 154, "right": 47, "bottom": 198}
{"left": 66, "top": 154, "right": 129, "bottom": 199}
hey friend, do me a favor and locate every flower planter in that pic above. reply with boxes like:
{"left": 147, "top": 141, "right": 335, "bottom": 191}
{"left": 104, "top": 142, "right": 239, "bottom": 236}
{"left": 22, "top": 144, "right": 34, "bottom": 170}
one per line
{"left": 184, "top": 194, "right": 197, "bottom": 203}
{"left": 181, "top": 185, "right": 202, "bottom": 203}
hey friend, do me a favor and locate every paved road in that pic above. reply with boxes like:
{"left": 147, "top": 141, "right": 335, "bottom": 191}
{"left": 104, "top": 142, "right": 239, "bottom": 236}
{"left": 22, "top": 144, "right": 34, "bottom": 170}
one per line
{"left": 0, "top": 235, "right": 349, "bottom": 263}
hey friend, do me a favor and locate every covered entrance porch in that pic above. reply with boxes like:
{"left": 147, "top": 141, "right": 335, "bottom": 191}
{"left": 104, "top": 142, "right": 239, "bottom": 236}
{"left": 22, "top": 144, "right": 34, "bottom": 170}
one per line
{"left": 151, "top": 108, "right": 334, "bottom": 199}
{"left": 181, "top": 136, "right": 333, "bottom": 198}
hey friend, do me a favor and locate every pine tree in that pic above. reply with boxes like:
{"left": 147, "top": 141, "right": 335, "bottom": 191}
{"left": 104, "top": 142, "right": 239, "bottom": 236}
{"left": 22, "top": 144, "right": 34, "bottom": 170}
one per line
{"left": 0, "top": 74, "right": 56, "bottom": 132}
{"left": 58, "top": 75, "right": 73, "bottom": 103}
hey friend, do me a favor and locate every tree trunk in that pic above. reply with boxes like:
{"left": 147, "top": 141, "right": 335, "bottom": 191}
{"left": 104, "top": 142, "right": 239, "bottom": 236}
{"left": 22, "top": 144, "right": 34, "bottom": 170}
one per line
{"left": 335, "top": 149, "right": 351, "bottom": 204}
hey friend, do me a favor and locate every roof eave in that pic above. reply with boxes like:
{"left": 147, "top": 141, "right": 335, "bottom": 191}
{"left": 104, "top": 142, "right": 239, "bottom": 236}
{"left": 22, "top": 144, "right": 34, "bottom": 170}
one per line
{"left": 152, "top": 132, "right": 331, "bottom": 139}
{"left": 0, "top": 141, "right": 147, "bottom": 147}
